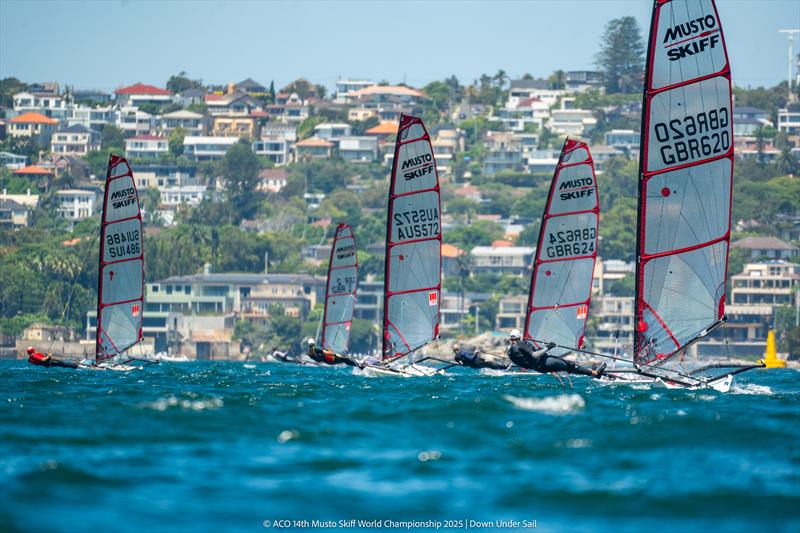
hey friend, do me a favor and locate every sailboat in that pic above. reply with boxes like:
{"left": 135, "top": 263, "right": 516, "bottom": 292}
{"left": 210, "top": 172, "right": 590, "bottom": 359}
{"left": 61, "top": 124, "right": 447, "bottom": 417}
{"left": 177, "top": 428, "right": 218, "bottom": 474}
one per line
{"left": 80, "top": 155, "right": 148, "bottom": 371}
{"left": 357, "top": 114, "right": 443, "bottom": 377}
{"left": 601, "top": 0, "right": 762, "bottom": 390}
{"left": 320, "top": 222, "right": 359, "bottom": 355}
{"left": 524, "top": 138, "right": 599, "bottom": 358}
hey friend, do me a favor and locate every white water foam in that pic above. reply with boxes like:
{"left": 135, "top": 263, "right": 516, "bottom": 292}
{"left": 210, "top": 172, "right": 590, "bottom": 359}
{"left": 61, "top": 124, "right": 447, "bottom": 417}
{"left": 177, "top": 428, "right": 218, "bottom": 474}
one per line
{"left": 504, "top": 394, "right": 585, "bottom": 415}
{"left": 142, "top": 395, "right": 224, "bottom": 411}
{"left": 730, "top": 383, "right": 774, "bottom": 396}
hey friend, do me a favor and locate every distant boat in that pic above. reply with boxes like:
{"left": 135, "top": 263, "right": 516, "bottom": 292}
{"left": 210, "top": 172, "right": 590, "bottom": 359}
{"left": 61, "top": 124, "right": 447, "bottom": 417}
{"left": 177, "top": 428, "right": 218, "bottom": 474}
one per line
{"left": 80, "top": 155, "right": 149, "bottom": 371}
{"left": 320, "top": 223, "right": 359, "bottom": 355}
{"left": 603, "top": 0, "right": 762, "bottom": 391}
{"left": 358, "top": 114, "right": 443, "bottom": 377}
{"left": 524, "top": 138, "right": 599, "bottom": 357}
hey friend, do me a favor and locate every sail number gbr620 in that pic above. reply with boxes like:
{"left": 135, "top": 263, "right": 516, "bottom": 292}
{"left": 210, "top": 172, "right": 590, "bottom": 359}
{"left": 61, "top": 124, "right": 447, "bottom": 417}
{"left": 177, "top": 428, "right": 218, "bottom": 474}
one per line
{"left": 545, "top": 227, "right": 596, "bottom": 258}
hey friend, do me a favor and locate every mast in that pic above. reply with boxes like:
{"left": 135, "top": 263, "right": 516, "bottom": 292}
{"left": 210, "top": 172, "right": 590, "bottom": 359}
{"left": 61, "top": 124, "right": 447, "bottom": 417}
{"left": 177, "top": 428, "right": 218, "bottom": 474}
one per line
{"left": 523, "top": 138, "right": 600, "bottom": 356}
{"left": 382, "top": 114, "right": 442, "bottom": 361}
{"left": 95, "top": 155, "right": 144, "bottom": 361}
{"left": 634, "top": 0, "right": 734, "bottom": 365}
{"left": 320, "top": 223, "right": 358, "bottom": 354}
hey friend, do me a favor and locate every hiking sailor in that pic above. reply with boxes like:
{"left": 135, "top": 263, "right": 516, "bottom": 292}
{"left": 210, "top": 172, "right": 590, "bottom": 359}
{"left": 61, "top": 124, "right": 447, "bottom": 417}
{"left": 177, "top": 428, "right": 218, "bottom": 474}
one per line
{"left": 506, "top": 329, "right": 605, "bottom": 378}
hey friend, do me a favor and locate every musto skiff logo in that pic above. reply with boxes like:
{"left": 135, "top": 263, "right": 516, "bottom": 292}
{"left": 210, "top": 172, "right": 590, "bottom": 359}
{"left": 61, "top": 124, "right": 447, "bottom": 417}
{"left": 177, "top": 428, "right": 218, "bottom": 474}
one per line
{"left": 663, "top": 14, "right": 720, "bottom": 61}
{"left": 558, "top": 176, "right": 594, "bottom": 201}
{"left": 335, "top": 243, "right": 355, "bottom": 260}
{"left": 393, "top": 207, "right": 440, "bottom": 240}
{"left": 401, "top": 153, "right": 435, "bottom": 181}
{"left": 110, "top": 187, "right": 136, "bottom": 210}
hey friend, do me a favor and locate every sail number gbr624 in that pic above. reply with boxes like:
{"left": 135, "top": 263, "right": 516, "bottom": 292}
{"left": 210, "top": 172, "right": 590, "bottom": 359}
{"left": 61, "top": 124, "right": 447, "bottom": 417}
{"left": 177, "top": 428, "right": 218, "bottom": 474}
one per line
{"left": 545, "top": 227, "right": 596, "bottom": 258}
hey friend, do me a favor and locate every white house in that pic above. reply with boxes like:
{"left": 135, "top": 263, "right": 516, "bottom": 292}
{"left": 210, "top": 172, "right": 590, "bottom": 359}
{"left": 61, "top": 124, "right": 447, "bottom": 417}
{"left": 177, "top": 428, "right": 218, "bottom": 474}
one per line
{"left": 314, "top": 123, "right": 352, "bottom": 141}
{"left": 470, "top": 246, "right": 535, "bottom": 276}
{"left": 182, "top": 136, "right": 238, "bottom": 161}
{"left": 13, "top": 90, "right": 70, "bottom": 120}
{"left": 125, "top": 135, "right": 169, "bottom": 159}
{"left": 51, "top": 125, "right": 100, "bottom": 156}
{"left": 66, "top": 105, "right": 115, "bottom": 131}
{"left": 777, "top": 107, "right": 800, "bottom": 135}
{"left": 115, "top": 106, "right": 154, "bottom": 136}
{"left": 159, "top": 185, "right": 207, "bottom": 207}
{"left": 56, "top": 189, "right": 96, "bottom": 223}
{"left": 115, "top": 83, "right": 173, "bottom": 107}
{"left": 338, "top": 136, "right": 378, "bottom": 163}
{"left": 157, "top": 110, "right": 204, "bottom": 136}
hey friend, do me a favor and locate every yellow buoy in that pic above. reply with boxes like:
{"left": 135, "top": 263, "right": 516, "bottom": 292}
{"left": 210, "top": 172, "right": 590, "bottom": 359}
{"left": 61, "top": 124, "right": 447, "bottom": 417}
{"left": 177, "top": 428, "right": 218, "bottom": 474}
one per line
{"left": 760, "top": 330, "right": 786, "bottom": 368}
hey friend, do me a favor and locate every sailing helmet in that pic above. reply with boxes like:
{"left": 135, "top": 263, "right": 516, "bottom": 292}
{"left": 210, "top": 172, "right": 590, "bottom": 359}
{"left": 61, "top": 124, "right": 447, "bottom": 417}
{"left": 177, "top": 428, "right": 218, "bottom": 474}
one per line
{"left": 509, "top": 329, "right": 521, "bottom": 340}
{"left": 26, "top": 346, "right": 35, "bottom": 354}
{"left": 452, "top": 343, "right": 461, "bottom": 351}
{"left": 307, "top": 338, "right": 316, "bottom": 346}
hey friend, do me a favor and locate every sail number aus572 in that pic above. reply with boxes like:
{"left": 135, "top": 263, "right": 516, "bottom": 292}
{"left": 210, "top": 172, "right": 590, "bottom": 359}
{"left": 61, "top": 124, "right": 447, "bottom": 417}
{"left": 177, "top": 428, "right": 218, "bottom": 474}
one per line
{"left": 545, "top": 227, "right": 596, "bottom": 258}
{"left": 393, "top": 208, "right": 440, "bottom": 240}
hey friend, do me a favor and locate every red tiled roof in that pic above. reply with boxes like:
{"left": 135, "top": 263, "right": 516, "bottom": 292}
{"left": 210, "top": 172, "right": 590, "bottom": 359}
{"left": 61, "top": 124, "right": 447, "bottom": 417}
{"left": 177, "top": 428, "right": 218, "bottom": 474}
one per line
{"left": 442, "top": 243, "right": 464, "bottom": 258}
{"left": 296, "top": 138, "right": 333, "bottom": 148}
{"left": 258, "top": 169, "right": 289, "bottom": 179}
{"left": 9, "top": 112, "right": 58, "bottom": 125}
{"left": 492, "top": 240, "right": 514, "bottom": 248}
{"left": 366, "top": 121, "right": 399, "bottom": 135}
{"left": 115, "top": 83, "right": 172, "bottom": 96}
{"left": 13, "top": 165, "right": 53, "bottom": 175}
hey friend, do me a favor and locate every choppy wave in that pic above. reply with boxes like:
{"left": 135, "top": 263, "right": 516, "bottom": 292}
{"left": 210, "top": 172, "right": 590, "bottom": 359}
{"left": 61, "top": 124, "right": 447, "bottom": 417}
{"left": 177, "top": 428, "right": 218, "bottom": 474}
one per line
{"left": 504, "top": 393, "right": 586, "bottom": 414}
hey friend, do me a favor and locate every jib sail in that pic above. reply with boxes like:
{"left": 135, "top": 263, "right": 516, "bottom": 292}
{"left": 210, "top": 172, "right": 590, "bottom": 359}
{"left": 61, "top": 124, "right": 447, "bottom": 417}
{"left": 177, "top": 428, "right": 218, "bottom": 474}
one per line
{"left": 634, "top": 0, "right": 733, "bottom": 365}
{"left": 524, "top": 139, "right": 599, "bottom": 357}
{"left": 321, "top": 223, "right": 359, "bottom": 354}
{"left": 96, "top": 155, "right": 144, "bottom": 361}
{"left": 382, "top": 114, "right": 442, "bottom": 361}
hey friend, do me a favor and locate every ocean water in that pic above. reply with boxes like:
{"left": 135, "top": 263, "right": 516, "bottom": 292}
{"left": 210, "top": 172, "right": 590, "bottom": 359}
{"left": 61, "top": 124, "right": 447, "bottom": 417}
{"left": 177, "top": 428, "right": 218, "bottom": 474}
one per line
{"left": 1, "top": 360, "right": 798, "bottom": 533}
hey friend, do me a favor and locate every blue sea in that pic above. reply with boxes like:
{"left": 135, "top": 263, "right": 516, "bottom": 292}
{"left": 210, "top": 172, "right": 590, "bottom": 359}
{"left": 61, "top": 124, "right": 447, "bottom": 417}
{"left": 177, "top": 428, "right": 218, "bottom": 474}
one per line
{"left": 1, "top": 360, "right": 798, "bottom": 533}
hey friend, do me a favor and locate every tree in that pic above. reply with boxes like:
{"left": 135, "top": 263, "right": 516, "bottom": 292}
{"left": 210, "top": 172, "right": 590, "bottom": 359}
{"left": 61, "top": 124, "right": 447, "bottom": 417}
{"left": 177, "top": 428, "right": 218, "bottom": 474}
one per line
{"left": 169, "top": 127, "right": 187, "bottom": 157}
{"left": 166, "top": 71, "right": 204, "bottom": 93}
{"left": 222, "top": 141, "right": 263, "bottom": 222}
{"left": 595, "top": 16, "right": 645, "bottom": 94}
{"left": 101, "top": 125, "right": 126, "bottom": 150}
{"left": 0, "top": 77, "right": 28, "bottom": 108}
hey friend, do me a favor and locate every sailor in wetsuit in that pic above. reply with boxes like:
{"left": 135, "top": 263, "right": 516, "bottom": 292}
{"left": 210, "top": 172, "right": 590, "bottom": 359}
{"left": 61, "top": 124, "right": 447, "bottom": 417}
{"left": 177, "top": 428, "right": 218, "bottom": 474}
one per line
{"left": 452, "top": 343, "right": 508, "bottom": 370}
{"left": 26, "top": 346, "right": 78, "bottom": 369}
{"left": 306, "top": 338, "right": 362, "bottom": 367}
{"left": 506, "top": 329, "right": 605, "bottom": 378}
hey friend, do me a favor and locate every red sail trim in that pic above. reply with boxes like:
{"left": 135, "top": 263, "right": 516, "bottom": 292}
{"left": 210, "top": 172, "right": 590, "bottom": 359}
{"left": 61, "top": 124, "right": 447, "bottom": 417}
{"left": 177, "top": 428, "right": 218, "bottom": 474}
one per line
{"left": 385, "top": 286, "right": 439, "bottom": 298}
{"left": 320, "top": 222, "right": 358, "bottom": 352}
{"left": 634, "top": 0, "right": 734, "bottom": 363}
{"left": 641, "top": 301, "right": 681, "bottom": 350}
{"left": 523, "top": 138, "right": 599, "bottom": 347}
{"left": 95, "top": 154, "right": 144, "bottom": 362}
{"left": 382, "top": 114, "right": 442, "bottom": 361}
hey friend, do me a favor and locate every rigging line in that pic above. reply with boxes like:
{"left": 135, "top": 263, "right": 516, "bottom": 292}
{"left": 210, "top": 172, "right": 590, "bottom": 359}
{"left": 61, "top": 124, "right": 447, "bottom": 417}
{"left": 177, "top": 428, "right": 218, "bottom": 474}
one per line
{"left": 48, "top": 222, "right": 101, "bottom": 354}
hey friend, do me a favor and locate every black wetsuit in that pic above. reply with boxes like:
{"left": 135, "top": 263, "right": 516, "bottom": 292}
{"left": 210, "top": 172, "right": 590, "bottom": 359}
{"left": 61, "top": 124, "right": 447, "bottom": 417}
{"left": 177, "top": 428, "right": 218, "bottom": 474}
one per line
{"left": 507, "top": 340, "right": 594, "bottom": 376}
{"left": 28, "top": 353, "right": 78, "bottom": 369}
{"left": 308, "top": 346, "right": 359, "bottom": 367}
{"left": 454, "top": 349, "right": 508, "bottom": 370}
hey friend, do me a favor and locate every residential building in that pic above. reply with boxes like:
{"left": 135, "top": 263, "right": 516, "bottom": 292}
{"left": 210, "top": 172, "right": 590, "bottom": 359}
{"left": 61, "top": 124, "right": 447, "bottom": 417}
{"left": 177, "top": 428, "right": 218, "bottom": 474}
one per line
{"left": 565, "top": 70, "right": 605, "bottom": 92}
{"left": 482, "top": 131, "right": 523, "bottom": 175}
{"left": 348, "top": 108, "right": 378, "bottom": 122}
{"left": 496, "top": 295, "right": 528, "bottom": 330}
{"left": 13, "top": 89, "right": 70, "bottom": 120}
{"left": 125, "top": 135, "right": 169, "bottom": 159}
{"left": 115, "top": 106, "right": 154, "bottom": 136}
{"left": 51, "top": 155, "right": 90, "bottom": 180}
{"left": 729, "top": 261, "right": 800, "bottom": 307}
{"left": 177, "top": 88, "right": 206, "bottom": 107}
{"left": 205, "top": 91, "right": 262, "bottom": 116}
{"left": 114, "top": 83, "right": 173, "bottom": 107}
{"left": 344, "top": 85, "right": 424, "bottom": 107}
{"left": 589, "top": 145, "right": 625, "bottom": 172}
{"left": 353, "top": 279, "right": 383, "bottom": 322}
{"left": 235, "top": 78, "right": 267, "bottom": 95}
{"left": 8, "top": 112, "right": 58, "bottom": 142}
{"left": 183, "top": 136, "right": 238, "bottom": 161}
{"left": 257, "top": 169, "right": 289, "bottom": 193}
{"left": 507, "top": 79, "right": 565, "bottom": 108}
{"left": 253, "top": 137, "right": 292, "bottom": 165}
{"left": 365, "top": 121, "right": 399, "bottom": 139}
{"left": 335, "top": 79, "right": 376, "bottom": 102}
{"left": 732, "top": 106, "right": 772, "bottom": 136}
{"left": 157, "top": 110, "right": 204, "bottom": 136}
{"left": 590, "top": 296, "right": 634, "bottom": 352}
{"left": 295, "top": 137, "right": 334, "bottom": 160}
{"left": 50, "top": 124, "right": 99, "bottom": 156}
{"left": 72, "top": 90, "right": 111, "bottom": 105}
{"left": 314, "top": 122, "right": 352, "bottom": 141}
{"left": 470, "top": 245, "right": 535, "bottom": 276}
{"left": 732, "top": 236, "right": 800, "bottom": 260}
{"left": 338, "top": 136, "right": 378, "bottom": 163}
{"left": 13, "top": 165, "right": 53, "bottom": 184}
{"left": 282, "top": 102, "right": 310, "bottom": 125}
{"left": 777, "top": 106, "right": 800, "bottom": 134}
{"left": 56, "top": 189, "right": 96, "bottom": 223}
{"left": 592, "top": 259, "right": 635, "bottom": 295}
{"left": 211, "top": 115, "right": 256, "bottom": 138}
{"left": 549, "top": 98, "right": 597, "bottom": 136}
{"left": 66, "top": 105, "right": 115, "bottom": 131}
{"left": 604, "top": 129, "right": 640, "bottom": 158}
{"left": 0, "top": 198, "right": 32, "bottom": 228}
{"left": 0, "top": 151, "right": 26, "bottom": 169}
{"left": 159, "top": 185, "right": 207, "bottom": 207}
